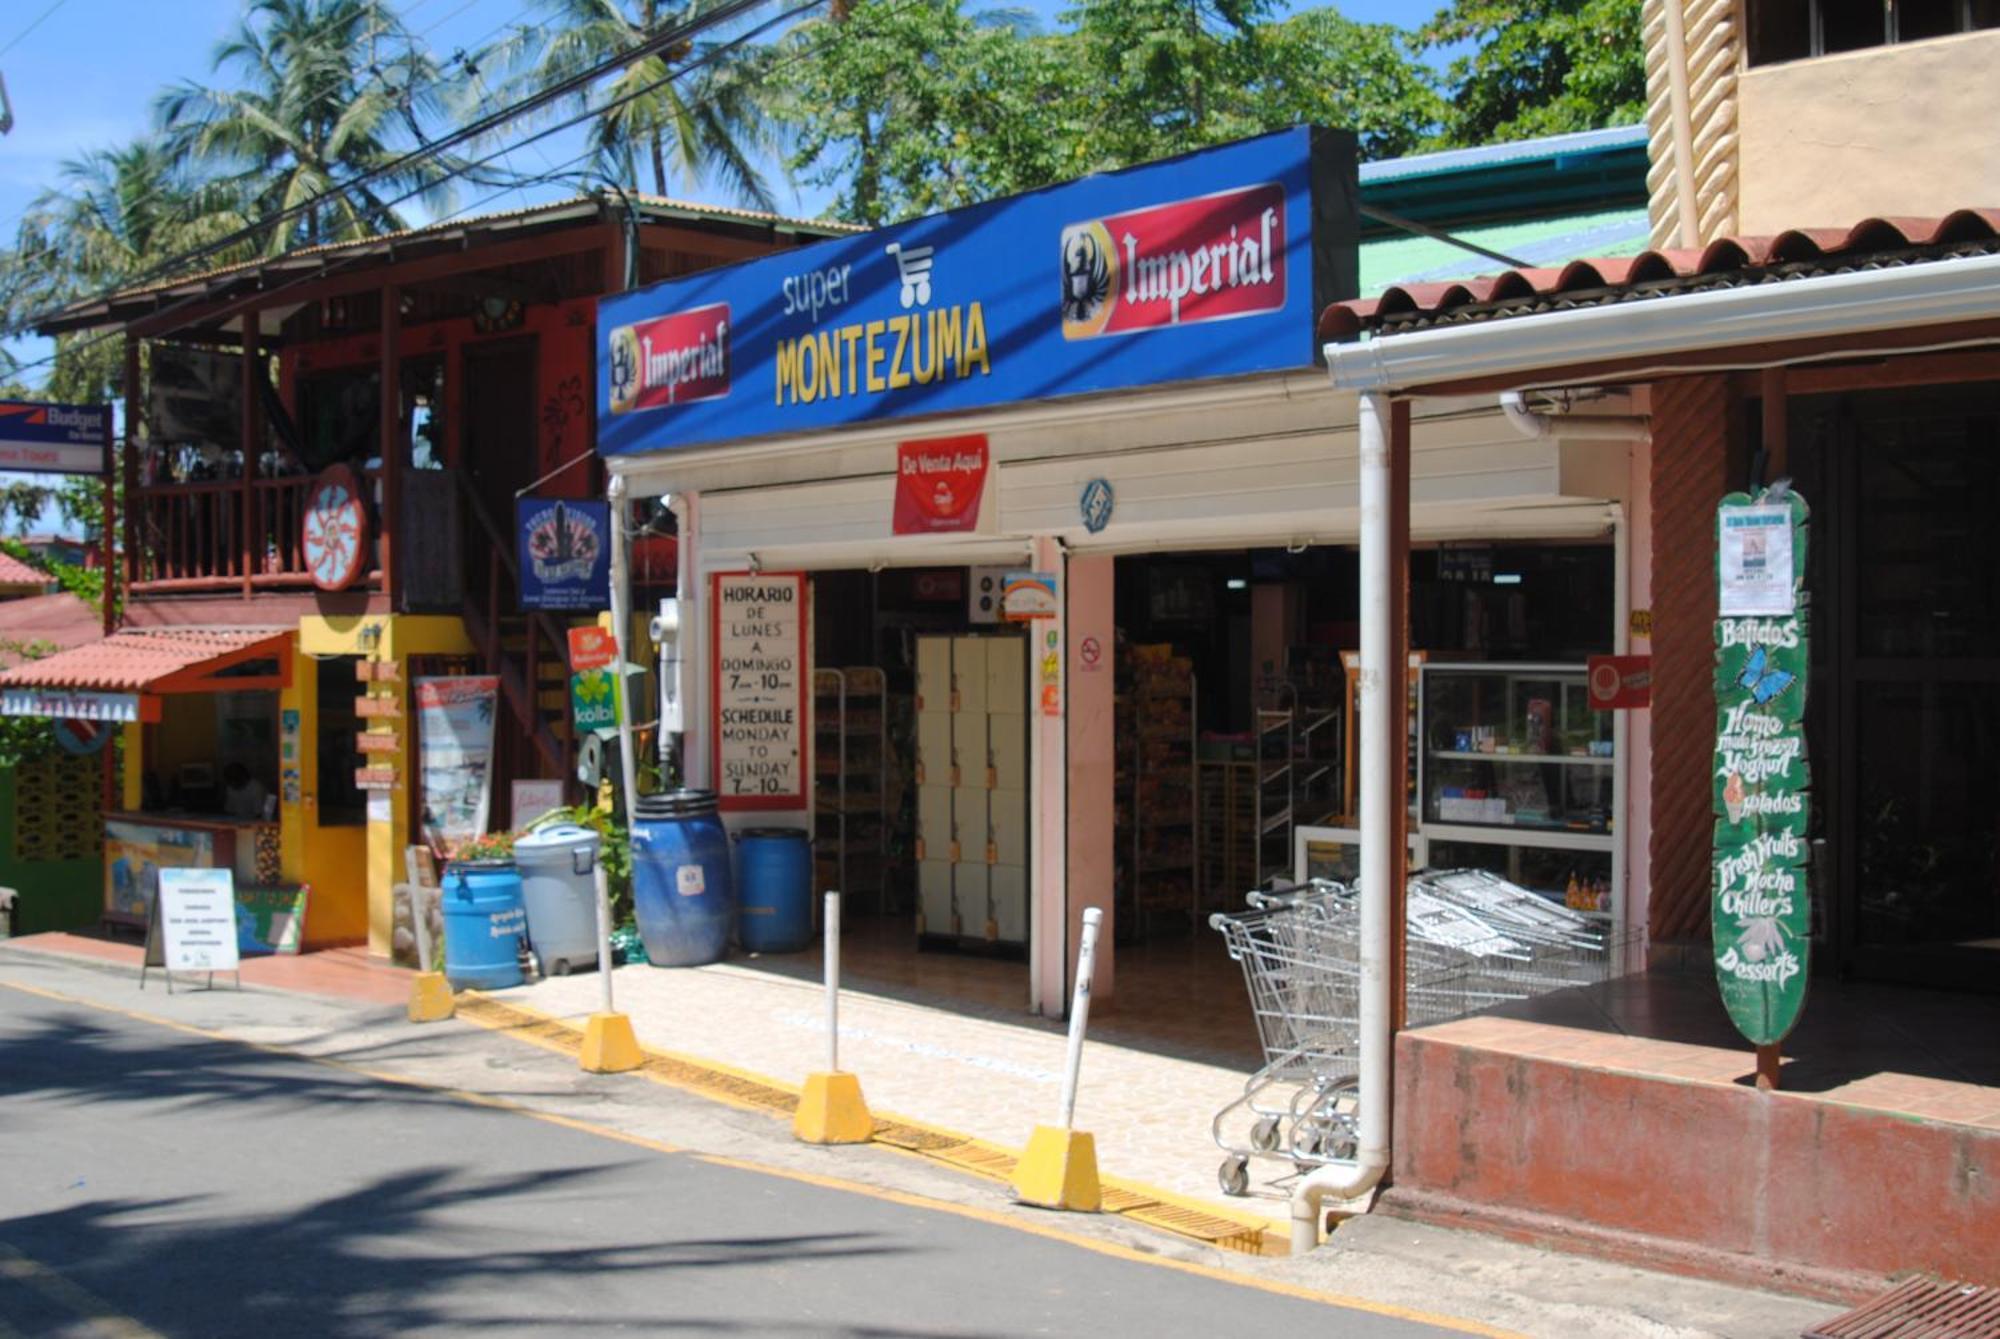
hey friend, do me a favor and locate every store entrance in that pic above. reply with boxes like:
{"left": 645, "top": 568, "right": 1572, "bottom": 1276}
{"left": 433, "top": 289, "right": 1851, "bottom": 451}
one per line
{"left": 1793, "top": 383, "right": 2000, "bottom": 992}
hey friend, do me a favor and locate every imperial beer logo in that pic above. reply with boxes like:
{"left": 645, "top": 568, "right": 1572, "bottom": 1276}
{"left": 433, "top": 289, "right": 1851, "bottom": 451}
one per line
{"left": 1060, "top": 182, "right": 1286, "bottom": 340}
{"left": 608, "top": 302, "right": 731, "bottom": 413}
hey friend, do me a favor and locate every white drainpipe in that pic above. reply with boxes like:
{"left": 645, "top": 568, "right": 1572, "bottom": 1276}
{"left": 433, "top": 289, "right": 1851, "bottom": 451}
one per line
{"left": 1289, "top": 390, "right": 1396, "bottom": 1253}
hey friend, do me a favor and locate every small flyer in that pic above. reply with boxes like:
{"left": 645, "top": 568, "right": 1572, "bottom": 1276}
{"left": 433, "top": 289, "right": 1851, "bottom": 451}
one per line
{"left": 1717, "top": 502, "right": 1796, "bottom": 617}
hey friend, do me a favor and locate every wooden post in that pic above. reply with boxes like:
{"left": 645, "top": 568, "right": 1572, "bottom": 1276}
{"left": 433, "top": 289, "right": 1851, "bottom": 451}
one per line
{"left": 122, "top": 337, "right": 141, "bottom": 596}
{"left": 1387, "top": 397, "right": 1413, "bottom": 1034}
{"left": 1756, "top": 1043, "right": 1782, "bottom": 1091}
{"left": 240, "top": 310, "right": 260, "bottom": 597}
{"left": 1760, "top": 367, "right": 1788, "bottom": 483}
{"left": 380, "top": 284, "right": 402, "bottom": 606}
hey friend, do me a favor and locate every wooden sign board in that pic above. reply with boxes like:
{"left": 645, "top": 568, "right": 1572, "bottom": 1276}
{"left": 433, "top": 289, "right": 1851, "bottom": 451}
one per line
{"left": 355, "top": 695, "right": 402, "bottom": 719}
{"left": 354, "top": 766, "right": 398, "bottom": 789}
{"left": 355, "top": 732, "right": 401, "bottom": 755}
{"left": 359, "top": 660, "right": 402, "bottom": 682}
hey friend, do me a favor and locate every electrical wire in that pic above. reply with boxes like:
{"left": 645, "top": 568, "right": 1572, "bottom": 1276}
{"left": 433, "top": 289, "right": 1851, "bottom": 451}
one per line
{"left": 0, "top": 0, "right": 67, "bottom": 58}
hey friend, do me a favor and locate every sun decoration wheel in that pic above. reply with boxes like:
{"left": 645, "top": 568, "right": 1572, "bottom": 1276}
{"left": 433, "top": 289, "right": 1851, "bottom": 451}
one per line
{"left": 301, "top": 463, "right": 370, "bottom": 591}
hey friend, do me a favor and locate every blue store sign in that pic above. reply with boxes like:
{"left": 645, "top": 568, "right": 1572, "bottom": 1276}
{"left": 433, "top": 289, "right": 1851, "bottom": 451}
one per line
{"left": 597, "top": 129, "right": 1356, "bottom": 458}
{"left": 517, "top": 497, "right": 611, "bottom": 610}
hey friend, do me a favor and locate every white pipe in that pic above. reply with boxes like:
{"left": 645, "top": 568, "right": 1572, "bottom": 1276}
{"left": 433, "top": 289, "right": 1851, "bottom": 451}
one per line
{"left": 824, "top": 890, "right": 841, "bottom": 1073}
{"left": 593, "top": 855, "right": 615, "bottom": 1015}
{"left": 1610, "top": 503, "right": 1632, "bottom": 967}
{"left": 1290, "top": 391, "right": 1395, "bottom": 1253}
{"left": 1325, "top": 252, "right": 2000, "bottom": 394}
{"left": 1056, "top": 907, "right": 1102, "bottom": 1129}
{"left": 607, "top": 475, "right": 642, "bottom": 1017}
{"left": 1498, "top": 389, "right": 1651, "bottom": 442}
{"left": 1660, "top": 0, "right": 1703, "bottom": 250}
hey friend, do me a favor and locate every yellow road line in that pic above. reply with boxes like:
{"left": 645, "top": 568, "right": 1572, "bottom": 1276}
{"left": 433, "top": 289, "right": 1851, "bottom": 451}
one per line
{"left": 0, "top": 976, "right": 1523, "bottom": 1339}
{"left": 0, "top": 1242, "right": 164, "bottom": 1339}
{"left": 452, "top": 993, "right": 1286, "bottom": 1256}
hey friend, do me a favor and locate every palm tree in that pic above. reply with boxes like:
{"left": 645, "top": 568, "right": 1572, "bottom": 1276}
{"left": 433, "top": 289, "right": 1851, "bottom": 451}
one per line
{"left": 156, "top": 0, "right": 464, "bottom": 254}
{"left": 0, "top": 136, "right": 254, "bottom": 400}
{"left": 489, "top": 0, "right": 779, "bottom": 207}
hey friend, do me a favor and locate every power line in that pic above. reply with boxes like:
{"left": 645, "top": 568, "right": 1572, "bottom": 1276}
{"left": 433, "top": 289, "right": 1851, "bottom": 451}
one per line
{"left": 0, "top": 0, "right": 67, "bottom": 59}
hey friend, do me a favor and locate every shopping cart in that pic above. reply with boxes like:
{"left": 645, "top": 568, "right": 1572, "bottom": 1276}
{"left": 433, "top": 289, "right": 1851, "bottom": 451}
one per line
{"left": 1209, "top": 882, "right": 1470, "bottom": 1198}
{"left": 1210, "top": 871, "right": 1632, "bottom": 1198}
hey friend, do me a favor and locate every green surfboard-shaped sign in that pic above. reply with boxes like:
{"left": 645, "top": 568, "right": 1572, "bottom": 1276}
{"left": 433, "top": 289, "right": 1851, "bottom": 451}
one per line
{"left": 1712, "top": 487, "right": 1811, "bottom": 1046}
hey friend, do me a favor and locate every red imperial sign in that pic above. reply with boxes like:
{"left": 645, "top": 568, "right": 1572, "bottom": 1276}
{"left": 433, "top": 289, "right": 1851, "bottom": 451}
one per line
{"left": 606, "top": 302, "right": 731, "bottom": 414}
{"left": 1060, "top": 182, "right": 1286, "bottom": 341}
{"left": 893, "top": 434, "right": 989, "bottom": 535}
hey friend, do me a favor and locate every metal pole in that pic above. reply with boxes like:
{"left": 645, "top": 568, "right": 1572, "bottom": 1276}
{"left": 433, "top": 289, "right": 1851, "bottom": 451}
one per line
{"left": 594, "top": 855, "right": 615, "bottom": 1015}
{"left": 606, "top": 473, "right": 644, "bottom": 1019}
{"left": 824, "top": 890, "right": 841, "bottom": 1073}
{"left": 1057, "top": 907, "right": 1102, "bottom": 1130}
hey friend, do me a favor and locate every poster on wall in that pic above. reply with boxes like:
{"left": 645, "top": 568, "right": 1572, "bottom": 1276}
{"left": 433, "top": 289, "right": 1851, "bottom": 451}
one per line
{"left": 1711, "top": 486, "right": 1811, "bottom": 1049}
{"left": 415, "top": 676, "right": 499, "bottom": 850}
{"left": 893, "top": 434, "right": 989, "bottom": 535}
{"left": 710, "top": 572, "right": 808, "bottom": 810}
{"left": 105, "top": 820, "right": 216, "bottom": 925}
{"left": 1718, "top": 501, "right": 1798, "bottom": 617}
{"left": 518, "top": 497, "right": 610, "bottom": 610}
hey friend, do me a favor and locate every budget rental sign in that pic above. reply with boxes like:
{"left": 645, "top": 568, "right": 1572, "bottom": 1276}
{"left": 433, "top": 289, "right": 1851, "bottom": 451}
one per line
{"left": 597, "top": 128, "right": 1356, "bottom": 456}
{"left": 0, "top": 401, "right": 110, "bottom": 475}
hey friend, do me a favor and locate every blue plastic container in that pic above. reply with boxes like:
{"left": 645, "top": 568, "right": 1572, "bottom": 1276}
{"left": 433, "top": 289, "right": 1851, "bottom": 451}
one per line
{"left": 631, "top": 789, "right": 735, "bottom": 967}
{"left": 442, "top": 861, "right": 526, "bottom": 990}
{"left": 735, "top": 827, "right": 813, "bottom": 953}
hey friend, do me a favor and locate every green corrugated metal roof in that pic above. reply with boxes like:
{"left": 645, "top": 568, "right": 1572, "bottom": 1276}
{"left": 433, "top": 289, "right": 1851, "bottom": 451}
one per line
{"left": 1359, "top": 205, "right": 1653, "bottom": 296}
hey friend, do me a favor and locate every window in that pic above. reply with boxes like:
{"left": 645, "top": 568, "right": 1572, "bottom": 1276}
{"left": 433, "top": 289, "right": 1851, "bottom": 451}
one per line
{"left": 1747, "top": 0, "right": 2000, "bottom": 66}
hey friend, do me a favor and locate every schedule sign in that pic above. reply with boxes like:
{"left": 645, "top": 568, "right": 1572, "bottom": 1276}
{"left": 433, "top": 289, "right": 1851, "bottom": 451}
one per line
{"left": 710, "top": 572, "right": 808, "bottom": 810}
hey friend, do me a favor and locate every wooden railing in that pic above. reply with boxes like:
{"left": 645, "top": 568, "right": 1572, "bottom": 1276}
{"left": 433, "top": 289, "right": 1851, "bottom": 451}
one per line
{"left": 128, "top": 472, "right": 378, "bottom": 595}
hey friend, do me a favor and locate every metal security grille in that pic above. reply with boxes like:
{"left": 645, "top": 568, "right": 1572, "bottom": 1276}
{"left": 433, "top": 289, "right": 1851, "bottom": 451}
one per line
{"left": 1804, "top": 1277, "right": 2000, "bottom": 1339}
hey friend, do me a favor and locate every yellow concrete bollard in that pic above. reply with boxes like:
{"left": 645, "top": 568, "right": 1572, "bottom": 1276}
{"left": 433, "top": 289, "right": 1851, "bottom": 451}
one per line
{"left": 1009, "top": 907, "right": 1105, "bottom": 1212}
{"left": 407, "top": 970, "right": 456, "bottom": 1023}
{"left": 795, "top": 892, "right": 875, "bottom": 1145}
{"left": 581, "top": 1011, "right": 642, "bottom": 1073}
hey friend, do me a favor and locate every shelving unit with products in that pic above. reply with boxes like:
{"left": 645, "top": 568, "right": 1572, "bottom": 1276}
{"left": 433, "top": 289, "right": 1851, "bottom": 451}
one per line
{"left": 813, "top": 667, "right": 889, "bottom": 910}
{"left": 1116, "top": 645, "right": 1198, "bottom": 933}
{"left": 1254, "top": 703, "right": 1293, "bottom": 887}
{"left": 1417, "top": 662, "right": 1617, "bottom": 918}
{"left": 1197, "top": 757, "right": 1257, "bottom": 912}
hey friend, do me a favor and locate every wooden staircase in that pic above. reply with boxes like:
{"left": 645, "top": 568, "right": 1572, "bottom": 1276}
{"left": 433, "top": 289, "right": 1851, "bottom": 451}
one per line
{"left": 458, "top": 474, "right": 573, "bottom": 779}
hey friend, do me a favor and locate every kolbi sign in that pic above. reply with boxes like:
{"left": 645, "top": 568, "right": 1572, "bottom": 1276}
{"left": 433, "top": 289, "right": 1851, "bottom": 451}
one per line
{"left": 597, "top": 128, "right": 1357, "bottom": 456}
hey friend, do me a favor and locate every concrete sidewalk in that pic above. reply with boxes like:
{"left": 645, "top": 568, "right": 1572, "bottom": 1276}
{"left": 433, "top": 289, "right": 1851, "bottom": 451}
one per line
{"left": 487, "top": 957, "right": 1267, "bottom": 1222}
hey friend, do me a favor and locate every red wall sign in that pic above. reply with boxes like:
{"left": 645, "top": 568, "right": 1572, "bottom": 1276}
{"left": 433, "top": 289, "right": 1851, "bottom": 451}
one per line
{"left": 893, "top": 433, "right": 989, "bottom": 535}
{"left": 1587, "top": 654, "right": 1653, "bottom": 710}
{"left": 567, "top": 626, "right": 616, "bottom": 672}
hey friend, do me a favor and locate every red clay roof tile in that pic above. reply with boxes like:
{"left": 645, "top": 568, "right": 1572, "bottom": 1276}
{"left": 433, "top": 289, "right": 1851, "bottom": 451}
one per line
{"left": 0, "top": 626, "right": 290, "bottom": 692}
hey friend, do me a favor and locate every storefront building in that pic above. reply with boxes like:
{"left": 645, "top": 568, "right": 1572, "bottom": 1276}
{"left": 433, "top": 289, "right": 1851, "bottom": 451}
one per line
{"left": 597, "top": 126, "right": 1657, "bottom": 1019}
{"left": 1, "top": 198, "right": 844, "bottom": 953}
{"left": 1322, "top": 204, "right": 2000, "bottom": 1293}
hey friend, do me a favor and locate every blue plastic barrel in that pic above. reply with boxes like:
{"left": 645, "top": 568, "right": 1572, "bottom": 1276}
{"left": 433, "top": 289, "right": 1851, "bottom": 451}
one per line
{"left": 442, "top": 861, "right": 526, "bottom": 990}
{"left": 630, "top": 789, "right": 735, "bottom": 967}
{"left": 735, "top": 827, "right": 813, "bottom": 953}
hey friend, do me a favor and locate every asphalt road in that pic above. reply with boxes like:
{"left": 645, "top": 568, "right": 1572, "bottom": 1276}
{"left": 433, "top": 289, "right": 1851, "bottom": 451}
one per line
{"left": 0, "top": 986, "right": 1474, "bottom": 1339}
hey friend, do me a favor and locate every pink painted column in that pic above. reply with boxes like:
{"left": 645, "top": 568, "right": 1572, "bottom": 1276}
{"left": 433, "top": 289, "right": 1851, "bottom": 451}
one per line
{"left": 1065, "top": 553, "right": 1116, "bottom": 1007}
{"left": 1030, "top": 535, "right": 1069, "bottom": 1018}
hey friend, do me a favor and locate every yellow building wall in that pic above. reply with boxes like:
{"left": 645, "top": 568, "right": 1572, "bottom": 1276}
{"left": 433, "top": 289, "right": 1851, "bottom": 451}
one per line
{"left": 1737, "top": 30, "right": 2000, "bottom": 235}
{"left": 299, "top": 613, "right": 474, "bottom": 956}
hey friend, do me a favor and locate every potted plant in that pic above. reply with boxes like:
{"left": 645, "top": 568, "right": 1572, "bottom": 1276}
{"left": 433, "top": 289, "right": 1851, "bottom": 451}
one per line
{"left": 447, "top": 830, "right": 517, "bottom": 869}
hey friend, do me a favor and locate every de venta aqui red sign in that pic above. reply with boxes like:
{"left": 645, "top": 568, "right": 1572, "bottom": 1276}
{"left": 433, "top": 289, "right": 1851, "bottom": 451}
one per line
{"left": 893, "top": 433, "right": 989, "bottom": 535}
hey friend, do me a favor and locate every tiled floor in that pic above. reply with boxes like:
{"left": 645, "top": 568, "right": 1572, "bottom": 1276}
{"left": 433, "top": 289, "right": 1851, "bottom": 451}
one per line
{"left": 1445, "top": 967, "right": 2000, "bottom": 1127}
{"left": 5, "top": 931, "right": 416, "bottom": 1007}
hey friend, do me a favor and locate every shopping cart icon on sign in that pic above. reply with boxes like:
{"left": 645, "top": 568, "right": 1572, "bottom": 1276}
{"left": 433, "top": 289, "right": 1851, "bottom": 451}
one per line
{"left": 885, "top": 242, "right": 934, "bottom": 308}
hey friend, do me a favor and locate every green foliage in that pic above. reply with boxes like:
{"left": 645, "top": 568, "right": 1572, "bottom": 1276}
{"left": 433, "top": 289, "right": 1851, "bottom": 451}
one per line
{"left": 0, "top": 639, "right": 63, "bottom": 767}
{"left": 1418, "top": 0, "right": 1646, "bottom": 148}
{"left": 0, "top": 540, "right": 105, "bottom": 614}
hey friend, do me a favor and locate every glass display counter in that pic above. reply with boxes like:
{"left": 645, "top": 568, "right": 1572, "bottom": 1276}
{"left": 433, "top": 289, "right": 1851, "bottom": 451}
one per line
{"left": 1419, "top": 663, "right": 1616, "bottom": 917}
